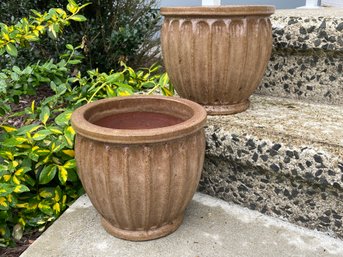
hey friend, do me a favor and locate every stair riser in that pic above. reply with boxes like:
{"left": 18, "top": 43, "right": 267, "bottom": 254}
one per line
{"left": 256, "top": 11, "right": 343, "bottom": 104}
{"left": 201, "top": 128, "right": 343, "bottom": 238}
{"left": 200, "top": 157, "right": 343, "bottom": 239}
{"left": 257, "top": 51, "right": 343, "bottom": 105}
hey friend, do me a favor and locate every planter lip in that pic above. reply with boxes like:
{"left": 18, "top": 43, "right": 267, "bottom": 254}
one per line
{"left": 160, "top": 5, "right": 275, "bottom": 17}
{"left": 71, "top": 95, "right": 207, "bottom": 144}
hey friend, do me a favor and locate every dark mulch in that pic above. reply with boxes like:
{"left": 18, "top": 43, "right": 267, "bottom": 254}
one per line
{"left": 0, "top": 230, "right": 42, "bottom": 257}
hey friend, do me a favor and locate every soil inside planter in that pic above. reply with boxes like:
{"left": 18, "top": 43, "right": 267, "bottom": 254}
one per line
{"left": 94, "top": 111, "right": 185, "bottom": 129}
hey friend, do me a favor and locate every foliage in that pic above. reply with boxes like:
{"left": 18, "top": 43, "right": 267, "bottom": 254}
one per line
{"left": 0, "top": 62, "right": 173, "bottom": 247}
{"left": 0, "top": 45, "right": 173, "bottom": 247}
{"left": 0, "top": 108, "right": 80, "bottom": 247}
{"left": 79, "top": 0, "right": 161, "bottom": 71}
{"left": 0, "top": 0, "right": 89, "bottom": 57}
{"left": 0, "top": 0, "right": 162, "bottom": 72}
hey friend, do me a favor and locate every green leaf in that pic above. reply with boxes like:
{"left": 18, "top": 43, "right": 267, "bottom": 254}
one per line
{"left": 63, "top": 159, "right": 76, "bottom": 169}
{"left": 58, "top": 166, "right": 68, "bottom": 185}
{"left": 0, "top": 47, "right": 5, "bottom": 55}
{"left": 39, "top": 188, "right": 55, "bottom": 198}
{"left": 1, "top": 125, "right": 17, "bottom": 133}
{"left": 159, "top": 73, "right": 169, "bottom": 87}
{"left": 48, "top": 25, "right": 57, "bottom": 39}
{"left": 28, "top": 152, "right": 39, "bottom": 162}
{"left": 62, "top": 150, "right": 74, "bottom": 157}
{"left": 141, "top": 81, "right": 155, "bottom": 89}
{"left": 5, "top": 43, "right": 17, "bottom": 57}
{"left": 2, "top": 137, "right": 27, "bottom": 147}
{"left": 36, "top": 149, "right": 51, "bottom": 156}
{"left": 161, "top": 87, "right": 173, "bottom": 96}
{"left": 12, "top": 66, "right": 21, "bottom": 75}
{"left": 64, "top": 126, "right": 75, "bottom": 147}
{"left": 39, "top": 165, "right": 57, "bottom": 184}
{"left": 39, "top": 106, "right": 50, "bottom": 125}
{"left": 49, "top": 127, "right": 63, "bottom": 135}
{"left": 50, "top": 142, "right": 64, "bottom": 153}
{"left": 69, "top": 15, "right": 87, "bottom": 22}
{"left": 68, "top": 0, "right": 78, "bottom": 8}
{"left": 68, "top": 59, "right": 82, "bottom": 65}
{"left": 38, "top": 202, "right": 53, "bottom": 215}
{"left": 67, "top": 169, "right": 78, "bottom": 182}
{"left": 0, "top": 197, "right": 9, "bottom": 211}
{"left": 10, "top": 72, "right": 19, "bottom": 81}
{"left": 13, "top": 185, "right": 30, "bottom": 193}
{"left": 0, "top": 184, "right": 14, "bottom": 197}
{"left": 55, "top": 110, "right": 72, "bottom": 126}
{"left": 66, "top": 44, "right": 74, "bottom": 51}
{"left": 106, "top": 73, "right": 124, "bottom": 84}
{"left": 17, "top": 124, "right": 42, "bottom": 135}
{"left": 53, "top": 23, "right": 60, "bottom": 35}
{"left": 32, "top": 130, "right": 52, "bottom": 141}
{"left": 67, "top": 3, "right": 78, "bottom": 14}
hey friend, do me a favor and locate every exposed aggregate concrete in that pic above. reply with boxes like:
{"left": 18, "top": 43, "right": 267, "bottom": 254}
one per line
{"left": 257, "top": 8, "right": 343, "bottom": 105}
{"left": 199, "top": 95, "right": 343, "bottom": 239}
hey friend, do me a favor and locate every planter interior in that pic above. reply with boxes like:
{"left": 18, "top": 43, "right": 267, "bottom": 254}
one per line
{"left": 161, "top": 5, "right": 275, "bottom": 115}
{"left": 71, "top": 96, "right": 207, "bottom": 241}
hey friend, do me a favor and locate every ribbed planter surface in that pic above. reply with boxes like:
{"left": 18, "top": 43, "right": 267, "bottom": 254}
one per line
{"left": 161, "top": 6, "right": 275, "bottom": 115}
{"left": 71, "top": 96, "right": 207, "bottom": 241}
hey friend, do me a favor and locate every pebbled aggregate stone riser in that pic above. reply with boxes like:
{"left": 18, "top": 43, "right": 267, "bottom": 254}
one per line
{"left": 199, "top": 156, "right": 343, "bottom": 239}
{"left": 271, "top": 15, "right": 343, "bottom": 51}
{"left": 257, "top": 50, "right": 343, "bottom": 105}
{"left": 202, "top": 127, "right": 343, "bottom": 238}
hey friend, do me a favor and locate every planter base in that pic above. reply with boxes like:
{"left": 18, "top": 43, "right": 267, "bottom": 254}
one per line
{"left": 204, "top": 99, "right": 250, "bottom": 115}
{"left": 101, "top": 215, "right": 184, "bottom": 241}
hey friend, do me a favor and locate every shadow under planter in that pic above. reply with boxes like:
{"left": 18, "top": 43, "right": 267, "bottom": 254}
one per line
{"left": 71, "top": 96, "right": 207, "bottom": 241}
{"left": 161, "top": 6, "right": 275, "bottom": 115}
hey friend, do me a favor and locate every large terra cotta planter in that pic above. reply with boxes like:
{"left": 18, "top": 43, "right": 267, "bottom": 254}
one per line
{"left": 71, "top": 96, "right": 207, "bottom": 241}
{"left": 161, "top": 6, "right": 275, "bottom": 115}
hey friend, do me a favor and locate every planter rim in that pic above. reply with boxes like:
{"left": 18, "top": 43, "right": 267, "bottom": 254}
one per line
{"left": 160, "top": 5, "right": 275, "bottom": 16}
{"left": 71, "top": 95, "right": 207, "bottom": 144}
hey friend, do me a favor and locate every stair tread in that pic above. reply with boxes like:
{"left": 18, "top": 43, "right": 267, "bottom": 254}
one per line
{"left": 207, "top": 95, "right": 343, "bottom": 152}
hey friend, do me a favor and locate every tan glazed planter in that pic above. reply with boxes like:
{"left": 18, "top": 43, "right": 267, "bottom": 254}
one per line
{"left": 161, "top": 6, "right": 275, "bottom": 115}
{"left": 71, "top": 96, "right": 207, "bottom": 241}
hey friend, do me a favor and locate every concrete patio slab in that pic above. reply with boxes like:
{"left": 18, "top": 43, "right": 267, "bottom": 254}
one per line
{"left": 20, "top": 193, "right": 343, "bottom": 257}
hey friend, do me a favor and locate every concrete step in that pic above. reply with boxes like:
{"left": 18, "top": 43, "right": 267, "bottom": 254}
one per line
{"left": 201, "top": 94, "right": 343, "bottom": 239}
{"left": 257, "top": 8, "right": 343, "bottom": 105}
{"left": 20, "top": 193, "right": 343, "bottom": 257}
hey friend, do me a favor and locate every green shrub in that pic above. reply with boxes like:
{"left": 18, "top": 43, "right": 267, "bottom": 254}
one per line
{"left": 0, "top": 59, "right": 173, "bottom": 246}
{"left": 0, "top": 108, "right": 81, "bottom": 246}
{"left": 79, "top": 0, "right": 161, "bottom": 71}
{"left": 0, "top": 0, "right": 88, "bottom": 58}
{"left": 0, "top": 0, "right": 162, "bottom": 72}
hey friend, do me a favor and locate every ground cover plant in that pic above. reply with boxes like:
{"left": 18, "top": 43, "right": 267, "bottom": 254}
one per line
{"left": 0, "top": 0, "right": 173, "bottom": 251}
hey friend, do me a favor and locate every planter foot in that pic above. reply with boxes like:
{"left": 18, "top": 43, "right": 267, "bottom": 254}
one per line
{"left": 204, "top": 99, "right": 250, "bottom": 115}
{"left": 100, "top": 214, "right": 184, "bottom": 241}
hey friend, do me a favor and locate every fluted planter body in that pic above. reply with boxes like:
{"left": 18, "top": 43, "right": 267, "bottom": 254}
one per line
{"left": 161, "top": 6, "right": 275, "bottom": 115}
{"left": 71, "top": 96, "right": 207, "bottom": 241}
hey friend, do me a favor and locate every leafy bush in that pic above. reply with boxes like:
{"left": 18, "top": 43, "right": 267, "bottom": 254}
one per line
{"left": 0, "top": 58, "right": 173, "bottom": 247}
{"left": 0, "top": 0, "right": 162, "bottom": 72}
{"left": 0, "top": 1, "right": 173, "bottom": 247}
{"left": 79, "top": 0, "right": 161, "bottom": 71}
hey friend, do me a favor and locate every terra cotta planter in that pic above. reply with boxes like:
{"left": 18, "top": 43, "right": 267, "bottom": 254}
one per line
{"left": 71, "top": 96, "right": 207, "bottom": 241}
{"left": 161, "top": 6, "right": 275, "bottom": 115}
